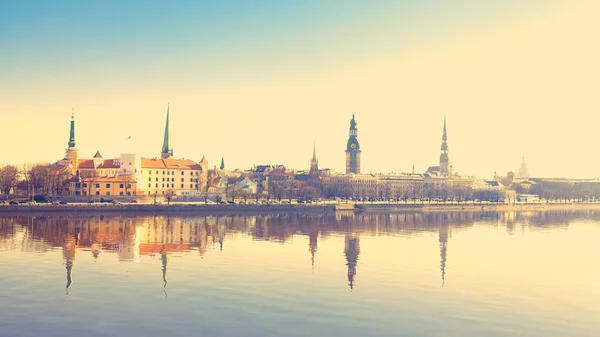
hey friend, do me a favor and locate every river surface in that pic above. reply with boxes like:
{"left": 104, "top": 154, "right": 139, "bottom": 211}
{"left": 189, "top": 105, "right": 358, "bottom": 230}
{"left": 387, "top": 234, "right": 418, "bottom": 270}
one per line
{"left": 0, "top": 210, "right": 598, "bottom": 337}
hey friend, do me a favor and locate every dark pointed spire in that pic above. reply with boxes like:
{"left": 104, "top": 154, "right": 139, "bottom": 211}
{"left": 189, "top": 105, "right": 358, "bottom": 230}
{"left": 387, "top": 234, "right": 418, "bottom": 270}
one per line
{"left": 220, "top": 157, "right": 225, "bottom": 170}
{"left": 161, "top": 104, "right": 173, "bottom": 159}
{"left": 68, "top": 109, "right": 76, "bottom": 148}
{"left": 312, "top": 140, "right": 317, "bottom": 161}
{"left": 442, "top": 114, "right": 447, "bottom": 141}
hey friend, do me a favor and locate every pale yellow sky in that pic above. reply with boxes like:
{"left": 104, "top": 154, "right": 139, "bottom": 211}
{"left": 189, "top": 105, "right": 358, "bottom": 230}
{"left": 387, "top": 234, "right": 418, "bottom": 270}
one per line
{"left": 1, "top": 1, "right": 598, "bottom": 179}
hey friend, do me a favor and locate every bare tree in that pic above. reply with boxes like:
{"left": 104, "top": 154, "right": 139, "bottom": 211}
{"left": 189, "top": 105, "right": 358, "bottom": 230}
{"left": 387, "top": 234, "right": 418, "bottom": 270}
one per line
{"left": 165, "top": 190, "right": 175, "bottom": 205}
{"left": 0, "top": 165, "right": 19, "bottom": 196}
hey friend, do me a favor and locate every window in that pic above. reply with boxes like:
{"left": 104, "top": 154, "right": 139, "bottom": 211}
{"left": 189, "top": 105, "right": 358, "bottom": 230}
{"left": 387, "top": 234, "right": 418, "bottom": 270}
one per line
{"left": 190, "top": 184, "right": 193, "bottom": 188}
{"left": 195, "top": 184, "right": 198, "bottom": 189}
{"left": 127, "top": 184, "right": 131, "bottom": 188}
{"left": 75, "top": 183, "right": 80, "bottom": 188}
{"left": 181, "top": 178, "right": 184, "bottom": 182}
{"left": 96, "top": 191, "right": 100, "bottom": 195}
{"left": 162, "top": 178, "right": 165, "bottom": 182}
{"left": 182, "top": 171, "right": 184, "bottom": 175}
{"left": 106, "top": 192, "right": 110, "bottom": 196}
{"left": 156, "top": 178, "right": 158, "bottom": 181}
{"left": 106, "top": 183, "right": 110, "bottom": 188}
{"left": 162, "top": 171, "right": 165, "bottom": 175}
{"left": 172, "top": 171, "right": 175, "bottom": 175}
{"left": 181, "top": 184, "right": 184, "bottom": 188}
{"left": 149, "top": 171, "right": 151, "bottom": 174}
{"left": 156, "top": 170, "right": 158, "bottom": 174}
{"left": 190, "top": 178, "right": 193, "bottom": 182}
{"left": 120, "top": 184, "right": 124, "bottom": 188}
{"left": 162, "top": 184, "right": 164, "bottom": 188}
{"left": 96, "top": 184, "right": 100, "bottom": 188}
{"left": 171, "top": 184, "right": 174, "bottom": 188}
{"left": 148, "top": 183, "right": 151, "bottom": 188}
{"left": 120, "top": 192, "right": 124, "bottom": 196}
{"left": 127, "top": 192, "right": 131, "bottom": 196}
{"left": 149, "top": 178, "right": 151, "bottom": 181}
{"left": 83, "top": 184, "right": 87, "bottom": 188}
{"left": 190, "top": 172, "right": 193, "bottom": 176}
{"left": 155, "top": 184, "right": 158, "bottom": 188}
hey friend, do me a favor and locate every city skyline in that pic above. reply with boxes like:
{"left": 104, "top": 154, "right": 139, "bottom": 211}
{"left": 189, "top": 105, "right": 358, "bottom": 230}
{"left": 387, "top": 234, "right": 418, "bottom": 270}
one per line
{"left": 2, "top": 1, "right": 599, "bottom": 179}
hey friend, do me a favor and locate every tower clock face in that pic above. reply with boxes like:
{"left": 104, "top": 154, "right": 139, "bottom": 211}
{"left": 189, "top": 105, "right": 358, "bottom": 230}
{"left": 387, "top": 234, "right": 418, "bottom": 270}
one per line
{"left": 351, "top": 144, "right": 356, "bottom": 149}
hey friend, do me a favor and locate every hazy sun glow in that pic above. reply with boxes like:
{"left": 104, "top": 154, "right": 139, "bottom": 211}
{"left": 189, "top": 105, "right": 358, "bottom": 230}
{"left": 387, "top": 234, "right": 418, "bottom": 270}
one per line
{"left": 1, "top": 1, "right": 597, "bottom": 178}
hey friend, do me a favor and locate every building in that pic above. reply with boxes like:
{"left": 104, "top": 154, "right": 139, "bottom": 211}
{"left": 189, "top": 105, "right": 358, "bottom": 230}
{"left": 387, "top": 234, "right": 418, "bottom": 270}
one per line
{"left": 345, "top": 114, "right": 361, "bottom": 174}
{"left": 66, "top": 175, "right": 137, "bottom": 197}
{"left": 517, "top": 156, "right": 530, "bottom": 180}
{"left": 50, "top": 107, "right": 209, "bottom": 197}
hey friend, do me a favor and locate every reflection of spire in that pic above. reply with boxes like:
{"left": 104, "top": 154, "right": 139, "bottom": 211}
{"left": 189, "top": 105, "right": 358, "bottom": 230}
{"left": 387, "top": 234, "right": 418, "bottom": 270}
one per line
{"left": 218, "top": 223, "right": 226, "bottom": 252}
{"left": 64, "top": 227, "right": 79, "bottom": 296}
{"left": 199, "top": 223, "right": 208, "bottom": 256}
{"left": 308, "top": 227, "right": 318, "bottom": 272}
{"left": 344, "top": 233, "right": 360, "bottom": 290}
{"left": 160, "top": 245, "right": 168, "bottom": 288}
{"left": 439, "top": 222, "right": 449, "bottom": 287}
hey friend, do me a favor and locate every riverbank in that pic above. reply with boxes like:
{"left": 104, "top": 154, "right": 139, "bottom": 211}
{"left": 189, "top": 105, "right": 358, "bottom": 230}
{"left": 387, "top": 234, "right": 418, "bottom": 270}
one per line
{"left": 0, "top": 203, "right": 336, "bottom": 214}
{"left": 356, "top": 202, "right": 600, "bottom": 212}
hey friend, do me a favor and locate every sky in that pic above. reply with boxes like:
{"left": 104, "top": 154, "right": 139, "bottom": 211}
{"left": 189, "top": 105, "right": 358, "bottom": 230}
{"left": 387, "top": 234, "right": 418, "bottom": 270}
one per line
{"left": 1, "top": 0, "right": 599, "bottom": 179}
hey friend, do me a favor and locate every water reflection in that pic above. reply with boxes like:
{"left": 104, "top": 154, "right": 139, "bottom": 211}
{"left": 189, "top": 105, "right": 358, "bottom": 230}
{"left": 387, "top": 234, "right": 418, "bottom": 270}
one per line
{"left": 0, "top": 209, "right": 595, "bottom": 293}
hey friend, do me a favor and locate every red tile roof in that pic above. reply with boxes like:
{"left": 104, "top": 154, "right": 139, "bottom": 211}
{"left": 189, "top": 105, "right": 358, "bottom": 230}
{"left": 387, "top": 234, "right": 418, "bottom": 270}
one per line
{"left": 141, "top": 158, "right": 201, "bottom": 170}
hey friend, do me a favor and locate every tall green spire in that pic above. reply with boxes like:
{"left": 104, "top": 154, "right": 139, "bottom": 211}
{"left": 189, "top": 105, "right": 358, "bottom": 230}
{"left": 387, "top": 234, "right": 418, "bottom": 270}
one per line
{"left": 161, "top": 104, "right": 173, "bottom": 158}
{"left": 68, "top": 110, "right": 76, "bottom": 148}
{"left": 220, "top": 157, "right": 225, "bottom": 170}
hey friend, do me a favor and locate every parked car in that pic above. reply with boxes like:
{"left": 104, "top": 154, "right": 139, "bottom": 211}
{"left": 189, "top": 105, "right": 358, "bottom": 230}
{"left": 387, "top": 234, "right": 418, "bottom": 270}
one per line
{"left": 112, "top": 200, "right": 121, "bottom": 205}
{"left": 9, "top": 201, "right": 19, "bottom": 205}
{"left": 59, "top": 201, "right": 68, "bottom": 205}
{"left": 129, "top": 199, "right": 138, "bottom": 203}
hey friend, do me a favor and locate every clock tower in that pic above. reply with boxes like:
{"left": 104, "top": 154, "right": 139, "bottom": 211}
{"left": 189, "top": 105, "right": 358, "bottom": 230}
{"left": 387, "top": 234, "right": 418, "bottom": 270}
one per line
{"left": 345, "top": 114, "right": 361, "bottom": 174}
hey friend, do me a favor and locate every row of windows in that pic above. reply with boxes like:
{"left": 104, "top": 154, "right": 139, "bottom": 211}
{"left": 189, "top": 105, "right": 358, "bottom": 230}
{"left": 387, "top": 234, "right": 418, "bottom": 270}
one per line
{"left": 147, "top": 183, "right": 199, "bottom": 189}
{"left": 147, "top": 177, "right": 200, "bottom": 183}
{"left": 78, "top": 183, "right": 132, "bottom": 188}
{"left": 147, "top": 170, "right": 200, "bottom": 176}
{"left": 94, "top": 191, "right": 132, "bottom": 196}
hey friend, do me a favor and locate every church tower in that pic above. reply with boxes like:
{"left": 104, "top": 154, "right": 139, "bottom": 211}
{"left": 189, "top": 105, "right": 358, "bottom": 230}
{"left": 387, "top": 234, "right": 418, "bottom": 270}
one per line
{"left": 345, "top": 114, "right": 361, "bottom": 174}
{"left": 439, "top": 116, "right": 451, "bottom": 177}
{"left": 161, "top": 104, "right": 173, "bottom": 159}
{"left": 310, "top": 141, "right": 319, "bottom": 176}
{"left": 65, "top": 110, "right": 78, "bottom": 174}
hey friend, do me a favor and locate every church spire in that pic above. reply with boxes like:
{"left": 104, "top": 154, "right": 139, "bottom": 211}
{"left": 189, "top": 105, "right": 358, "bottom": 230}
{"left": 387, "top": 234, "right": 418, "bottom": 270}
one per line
{"left": 161, "top": 104, "right": 173, "bottom": 159}
{"left": 220, "top": 157, "right": 225, "bottom": 170}
{"left": 68, "top": 109, "right": 76, "bottom": 148}
{"left": 310, "top": 141, "right": 319, "bottom": 176}
{"left": 439, "top": 115, "right": 450, "bottom": 177}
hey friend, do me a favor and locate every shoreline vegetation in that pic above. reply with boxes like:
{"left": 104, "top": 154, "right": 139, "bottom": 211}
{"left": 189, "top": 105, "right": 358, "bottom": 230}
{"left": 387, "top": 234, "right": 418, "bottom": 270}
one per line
{"left": 2, "top": 201, "right": 600, "bottom": 214}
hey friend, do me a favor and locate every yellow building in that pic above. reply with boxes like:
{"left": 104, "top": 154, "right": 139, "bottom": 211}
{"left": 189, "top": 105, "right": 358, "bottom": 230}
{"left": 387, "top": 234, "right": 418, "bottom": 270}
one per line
{"left": 66, "top": 176, "right": 137, "bottom": 197}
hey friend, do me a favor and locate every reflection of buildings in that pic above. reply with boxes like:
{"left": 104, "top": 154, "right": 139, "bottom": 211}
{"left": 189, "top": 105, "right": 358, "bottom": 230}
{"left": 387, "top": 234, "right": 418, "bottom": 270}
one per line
{"left": 0, "top": 210, "right": 591, "bottom": 293}
{"left": 344, "top": 233, "right": 360, "bottom": 290}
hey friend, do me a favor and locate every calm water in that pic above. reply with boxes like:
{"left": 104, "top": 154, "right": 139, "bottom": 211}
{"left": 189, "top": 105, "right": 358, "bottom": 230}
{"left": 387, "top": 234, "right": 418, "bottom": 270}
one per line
{"left": 1, "top": 210, "right": 599, "bottom": 337}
